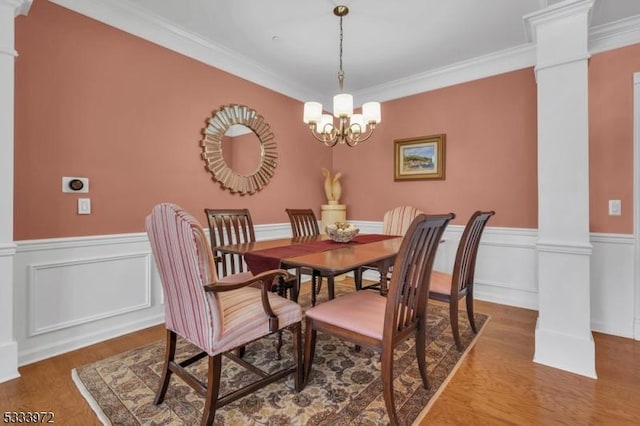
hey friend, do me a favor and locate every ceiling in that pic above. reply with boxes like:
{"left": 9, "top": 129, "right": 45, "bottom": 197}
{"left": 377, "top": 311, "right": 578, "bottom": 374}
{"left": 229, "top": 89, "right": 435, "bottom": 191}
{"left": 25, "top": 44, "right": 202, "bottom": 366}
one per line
{"left": 52, "top": 0, "right": 640, "bottom": 106}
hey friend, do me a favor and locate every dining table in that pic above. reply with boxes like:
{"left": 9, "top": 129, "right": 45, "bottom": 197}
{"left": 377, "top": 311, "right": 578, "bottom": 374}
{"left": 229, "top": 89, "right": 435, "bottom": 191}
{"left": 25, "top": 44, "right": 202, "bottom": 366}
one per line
{"left": 215, "top": 234, "right": 404, "bottom": 303}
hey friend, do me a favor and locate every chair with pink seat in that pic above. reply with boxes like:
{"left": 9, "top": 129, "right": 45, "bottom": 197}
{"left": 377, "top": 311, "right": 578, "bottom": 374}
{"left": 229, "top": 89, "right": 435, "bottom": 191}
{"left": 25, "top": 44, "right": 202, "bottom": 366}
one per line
{"left": 429, "top": 210, "right": 495, "bottom": 351}
{"left": 147, "top": 203, "right": 303, "bottom": 425}
{"left": 303, "top": 212, "right": 454, "bottom": 426}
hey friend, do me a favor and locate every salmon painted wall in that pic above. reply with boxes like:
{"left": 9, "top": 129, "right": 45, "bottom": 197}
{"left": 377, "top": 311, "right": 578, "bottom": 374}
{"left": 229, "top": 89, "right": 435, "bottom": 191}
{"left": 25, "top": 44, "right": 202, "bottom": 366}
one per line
{"left": 588, "top": 44, "right": 639, "bottom": 234}
{"left": 14, "top": 0, "right": 331, "bottom": 240}
{"left": 13, "top": 1, "right": 637, "bottom": 239}
{"left": 334, "top": 69, "right": 539, "bottom": 228}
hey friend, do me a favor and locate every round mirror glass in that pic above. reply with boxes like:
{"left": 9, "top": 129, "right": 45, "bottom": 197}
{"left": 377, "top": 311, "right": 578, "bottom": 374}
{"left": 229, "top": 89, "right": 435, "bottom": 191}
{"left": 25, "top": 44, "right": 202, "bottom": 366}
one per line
{"left": 222, "top": 124, "right": 262, "bottom": 176}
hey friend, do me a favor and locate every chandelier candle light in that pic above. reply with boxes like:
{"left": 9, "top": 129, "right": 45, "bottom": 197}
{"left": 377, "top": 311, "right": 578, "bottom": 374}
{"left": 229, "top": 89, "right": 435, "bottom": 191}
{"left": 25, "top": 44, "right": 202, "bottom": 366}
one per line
{"left": 303, "top": 5, "right": 381, "bottom": 147}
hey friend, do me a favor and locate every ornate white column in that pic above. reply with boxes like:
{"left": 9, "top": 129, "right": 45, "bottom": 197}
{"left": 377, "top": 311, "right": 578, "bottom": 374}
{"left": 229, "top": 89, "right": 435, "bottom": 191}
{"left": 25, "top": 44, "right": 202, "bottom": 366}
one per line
{"left": 525, "top": 0, "right": 596, "bottom": 378}
{"left": 0, "top": 0, "right": 31, "bottom": 382}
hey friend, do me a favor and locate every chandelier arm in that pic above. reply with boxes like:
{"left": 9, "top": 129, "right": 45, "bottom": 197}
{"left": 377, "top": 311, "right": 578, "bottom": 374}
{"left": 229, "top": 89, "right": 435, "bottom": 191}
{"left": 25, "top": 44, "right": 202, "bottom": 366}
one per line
{"left": 344, "top": 125, "right": 376, "bottom": 147}
{"left": 308, "top": 124, "right": 340, "bottom": 147}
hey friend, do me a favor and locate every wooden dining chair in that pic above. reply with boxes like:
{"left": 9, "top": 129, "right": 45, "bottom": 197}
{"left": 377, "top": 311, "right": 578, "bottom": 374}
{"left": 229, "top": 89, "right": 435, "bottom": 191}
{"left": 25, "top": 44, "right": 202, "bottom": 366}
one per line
{"left": 285, "top": 208, "right": 323, "bottom": 304}
{"left": 147, "top": 203, "right": 303, "bottom": 425}
{"left": 430, "top": 210, "right": 495, "bottom": 351}
{"left": 356, "top": 205, "right": 423, "bottom": 291}
{"left": 304, "top": 213, "right": 454, "bottom": 426}
{"left": 206, "top": 208, "right": 296, "bottom": 300}
{"left": 205, "top": 208, "right": 256, "bottom": 278}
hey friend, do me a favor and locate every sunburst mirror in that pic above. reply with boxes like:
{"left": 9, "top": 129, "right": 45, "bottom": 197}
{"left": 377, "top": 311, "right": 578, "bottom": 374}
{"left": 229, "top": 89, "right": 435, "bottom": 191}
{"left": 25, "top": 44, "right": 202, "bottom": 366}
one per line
{"left": 201, "top": 104, "right": 278, "bottom": 195}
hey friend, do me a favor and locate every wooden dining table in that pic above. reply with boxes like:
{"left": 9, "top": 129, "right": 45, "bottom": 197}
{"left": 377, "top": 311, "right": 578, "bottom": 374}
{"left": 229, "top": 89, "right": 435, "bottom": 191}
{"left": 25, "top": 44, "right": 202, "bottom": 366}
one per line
{"left": 215, "top": 234, "right": 404, "bottom": 303}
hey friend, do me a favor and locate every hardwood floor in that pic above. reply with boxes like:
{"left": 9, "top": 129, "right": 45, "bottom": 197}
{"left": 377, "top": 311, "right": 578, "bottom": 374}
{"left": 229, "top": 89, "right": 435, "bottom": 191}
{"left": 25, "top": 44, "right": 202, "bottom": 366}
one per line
{"left": 1, "top": 280, "right": 639, "bottom": 425}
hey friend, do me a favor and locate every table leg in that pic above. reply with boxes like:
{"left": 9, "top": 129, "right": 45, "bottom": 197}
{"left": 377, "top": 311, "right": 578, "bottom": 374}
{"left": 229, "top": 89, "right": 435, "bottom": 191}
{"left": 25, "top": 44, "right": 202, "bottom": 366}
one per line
{"left": 327, "top": 274, "right": 335, "bottom": 300}
{"left": 354, "top": 267, "right": 362, "bottom": 290}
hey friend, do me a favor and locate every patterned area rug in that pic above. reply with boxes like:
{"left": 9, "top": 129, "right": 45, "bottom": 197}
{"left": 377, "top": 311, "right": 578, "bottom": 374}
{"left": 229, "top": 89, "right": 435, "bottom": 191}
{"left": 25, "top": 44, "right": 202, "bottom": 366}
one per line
{"left": 72, "top": 282, "right": 488, "bottom": 425}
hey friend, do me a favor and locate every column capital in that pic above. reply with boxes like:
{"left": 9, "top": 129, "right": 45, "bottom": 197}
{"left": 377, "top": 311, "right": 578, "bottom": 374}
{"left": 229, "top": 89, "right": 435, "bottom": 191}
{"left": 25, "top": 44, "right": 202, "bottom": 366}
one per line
{"left": 524, "top": 0, "right": 595, "bottom": 43}
{"left": 524, "top": 0, "right": 594, "bottom": 75}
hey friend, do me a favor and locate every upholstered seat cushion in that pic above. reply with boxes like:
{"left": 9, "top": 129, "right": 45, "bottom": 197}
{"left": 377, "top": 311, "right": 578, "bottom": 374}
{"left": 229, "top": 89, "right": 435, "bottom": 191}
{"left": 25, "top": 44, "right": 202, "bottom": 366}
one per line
{"left": 214, "top": 286, "right": 302, "bottom": 355}
{"left": 430, "top": 270, "right": 452, "bottom": 295}
{"left": 305, "top": 291, "right": 386, "bottom": 341}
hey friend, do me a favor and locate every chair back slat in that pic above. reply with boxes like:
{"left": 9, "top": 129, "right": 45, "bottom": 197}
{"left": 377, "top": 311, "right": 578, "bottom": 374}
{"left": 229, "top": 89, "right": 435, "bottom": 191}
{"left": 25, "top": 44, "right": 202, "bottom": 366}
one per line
{"left": 146, "top": 203, "right": 222, "bottom": 352}
{"left": 452, "top": 211, "right": 495, "bottom": 296}
{"left": 382, "top": 206, "right": 423, "bottom": 236}
{"left": 385, "top": 213, "right": 454, "bottom": 338}
{"left": 205, "top": 208, "right": 256, "bottom": 277}
{"left": 285, "top": 209, "right": 320, "bottom": 237}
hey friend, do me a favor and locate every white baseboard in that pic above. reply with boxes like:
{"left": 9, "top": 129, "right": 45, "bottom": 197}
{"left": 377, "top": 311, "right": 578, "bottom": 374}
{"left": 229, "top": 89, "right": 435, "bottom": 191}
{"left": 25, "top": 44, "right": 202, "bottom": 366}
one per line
{"left": 19, "top": 314, "right": 164, "bottom": 366}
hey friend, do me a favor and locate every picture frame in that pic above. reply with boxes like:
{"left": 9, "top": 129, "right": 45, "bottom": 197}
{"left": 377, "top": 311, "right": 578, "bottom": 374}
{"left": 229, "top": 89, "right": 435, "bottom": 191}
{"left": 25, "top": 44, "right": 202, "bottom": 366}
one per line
{"left": 394, "top": 134, "right": 446, "bottom": 181}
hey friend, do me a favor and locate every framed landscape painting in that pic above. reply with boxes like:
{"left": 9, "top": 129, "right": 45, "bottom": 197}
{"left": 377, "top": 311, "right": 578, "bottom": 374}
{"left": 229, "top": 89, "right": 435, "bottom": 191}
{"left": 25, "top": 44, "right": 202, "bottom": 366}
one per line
{"left": 394, "top": 134, "right": 446, "bottom": 181}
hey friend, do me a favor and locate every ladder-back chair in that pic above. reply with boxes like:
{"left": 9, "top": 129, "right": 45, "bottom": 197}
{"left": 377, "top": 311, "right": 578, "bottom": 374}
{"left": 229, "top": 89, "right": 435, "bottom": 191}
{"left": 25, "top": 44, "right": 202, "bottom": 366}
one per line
{"left": 303, "top": 213, "right": 454, "bottom": 425}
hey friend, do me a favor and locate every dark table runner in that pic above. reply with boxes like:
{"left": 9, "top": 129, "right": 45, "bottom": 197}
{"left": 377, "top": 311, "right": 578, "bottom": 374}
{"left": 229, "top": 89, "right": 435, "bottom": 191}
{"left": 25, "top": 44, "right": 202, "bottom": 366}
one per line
{"left": 244, "top": 234, "right": 399, "bottom": 275}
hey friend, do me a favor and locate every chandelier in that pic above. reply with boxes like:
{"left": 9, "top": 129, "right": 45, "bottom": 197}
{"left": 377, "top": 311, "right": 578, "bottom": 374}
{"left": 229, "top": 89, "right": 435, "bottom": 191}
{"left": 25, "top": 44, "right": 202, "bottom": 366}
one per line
{"left": 303, "top": 5, "right": 381, "bottom": 147}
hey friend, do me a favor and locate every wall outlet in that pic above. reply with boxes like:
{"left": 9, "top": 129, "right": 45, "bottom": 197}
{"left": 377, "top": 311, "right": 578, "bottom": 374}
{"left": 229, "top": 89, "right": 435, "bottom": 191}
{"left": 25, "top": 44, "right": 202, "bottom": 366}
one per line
{"left": 608, "top": 200, "right": 621, "bottom": 216}
{"left": 78, "top": 198, "right": 91, "bottom": 215}
{"left": 62, "top": 176, "right": 89, "bottom": 193}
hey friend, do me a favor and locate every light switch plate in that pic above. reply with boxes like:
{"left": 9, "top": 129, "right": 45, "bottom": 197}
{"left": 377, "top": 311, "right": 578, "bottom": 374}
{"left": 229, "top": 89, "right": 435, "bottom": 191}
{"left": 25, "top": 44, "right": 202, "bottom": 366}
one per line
{"left": 78, "top": 198, "right": 91, "bottom": 214}
{"left": 608, "top": 200, "right": 621, "bottom": 216}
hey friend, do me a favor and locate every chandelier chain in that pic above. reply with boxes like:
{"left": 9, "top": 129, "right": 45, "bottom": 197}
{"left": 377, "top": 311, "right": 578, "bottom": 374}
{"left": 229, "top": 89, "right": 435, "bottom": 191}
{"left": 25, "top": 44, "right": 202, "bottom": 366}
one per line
{"left": 338, "top": 14, "right": 344, "bottom": 91}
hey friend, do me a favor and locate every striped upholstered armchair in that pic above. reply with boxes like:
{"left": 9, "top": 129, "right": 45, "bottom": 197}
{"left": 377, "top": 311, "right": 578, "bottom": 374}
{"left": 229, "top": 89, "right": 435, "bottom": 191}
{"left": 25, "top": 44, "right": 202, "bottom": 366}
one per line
{"left": 356, "top": 206, "right": 423, "bottom": 290}
{"left": 146, "top": 203, "right": 303, "bottom": 425}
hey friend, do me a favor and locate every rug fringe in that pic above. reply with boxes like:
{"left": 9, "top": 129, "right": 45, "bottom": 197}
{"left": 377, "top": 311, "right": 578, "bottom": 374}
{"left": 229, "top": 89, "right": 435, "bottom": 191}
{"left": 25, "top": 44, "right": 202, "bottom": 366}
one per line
{"left": 71, "top": 368, "right": 112, "bottom": 426}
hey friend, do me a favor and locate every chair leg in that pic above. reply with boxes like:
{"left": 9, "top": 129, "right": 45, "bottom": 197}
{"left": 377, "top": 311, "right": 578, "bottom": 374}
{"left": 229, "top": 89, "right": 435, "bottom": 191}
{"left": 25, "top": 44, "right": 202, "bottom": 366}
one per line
{"left": 201, "top": 354, "right": 222, "bottom": 426}
{"left": 466, "top": 289, "right": 477, "bottom": 333}
{"left": 311, "top": 274, "right": 317, "bottom": 307}
{"left": 289, "top": 277, "right": 298, "bottom": 302}
{"left": 234, "top": 346, "right": 246, "bottom": 358}
{"left": 450, "top": 298, "right": 463, "bottom": 351}
{"left": 415, "top": 319, "right": 430, "bottom": 390}
{"left": 380, "top": 348, "right": 399, "bottom": 426}
{"left": 303, "top": 316, "right": 317, "bottom": 385}
{"left": 291, "top": 323, "right": 303, "bottom": 392}
{"left": 154, "top": 329, "right": 176, "bottom": 405}
{"left": 295, "top": 268, "right": 302, "bottom": 302}
{"left": 275, "top": 330, "right": 283, "bottom": 360}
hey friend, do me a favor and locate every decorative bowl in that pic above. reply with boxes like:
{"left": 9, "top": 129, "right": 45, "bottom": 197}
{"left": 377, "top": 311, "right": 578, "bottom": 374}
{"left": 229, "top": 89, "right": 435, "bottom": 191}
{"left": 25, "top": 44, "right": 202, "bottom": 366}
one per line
{"left": 325, "top": 222, "right": 360, "bottom": 243}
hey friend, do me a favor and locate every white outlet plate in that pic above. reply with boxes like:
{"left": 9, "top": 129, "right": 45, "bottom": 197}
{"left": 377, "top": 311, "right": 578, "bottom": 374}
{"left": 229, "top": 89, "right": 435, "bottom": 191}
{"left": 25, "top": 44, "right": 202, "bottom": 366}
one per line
{"left": 608, "top": 200, "right": 621, "bottom": 216}
{"left": 62, "top": 176, "right": 89, "bottom": 193}
{"left": 78, "top": 198, "right": 91, "bottom": 214}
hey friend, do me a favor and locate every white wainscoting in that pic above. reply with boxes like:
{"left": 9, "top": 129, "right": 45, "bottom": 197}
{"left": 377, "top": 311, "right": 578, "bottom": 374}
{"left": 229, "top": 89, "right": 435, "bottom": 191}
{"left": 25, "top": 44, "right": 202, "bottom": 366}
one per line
{"left": 14, "top": 234, "right": 164, "bottom": 366}
{"left": 352, "top": 220, "right": 636, "bottom": 338}
{"left": 12, "top": 222, "right": 636, "bottom": 365}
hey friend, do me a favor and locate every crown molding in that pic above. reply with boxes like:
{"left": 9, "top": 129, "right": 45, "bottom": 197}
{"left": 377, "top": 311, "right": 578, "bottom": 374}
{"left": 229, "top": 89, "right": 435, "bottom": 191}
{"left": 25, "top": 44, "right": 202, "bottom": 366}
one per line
{"left": 49, "top": 0, "right": 640, "bottom": 105}
{"left": 353, "top": 44, "right": 536, "bottom": 104}
{"left": 590, "top": 14, "right": 640, "bottom": 54}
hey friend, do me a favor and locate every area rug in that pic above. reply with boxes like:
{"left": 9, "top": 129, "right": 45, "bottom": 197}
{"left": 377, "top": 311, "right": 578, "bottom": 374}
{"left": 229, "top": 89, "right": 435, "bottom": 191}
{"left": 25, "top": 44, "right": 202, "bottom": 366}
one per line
{"left": 72, "top": 283, "right": 488, "bottom": 425}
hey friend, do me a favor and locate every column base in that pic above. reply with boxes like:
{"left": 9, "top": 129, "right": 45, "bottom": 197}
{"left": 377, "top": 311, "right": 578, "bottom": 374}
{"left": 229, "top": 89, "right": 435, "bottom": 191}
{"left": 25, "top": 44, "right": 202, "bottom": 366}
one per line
{"left": 0, "top": 341, "right": 19, "bottom": 382}
{"left": 534, "top": 319, "right": 597, "bottom": 378}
